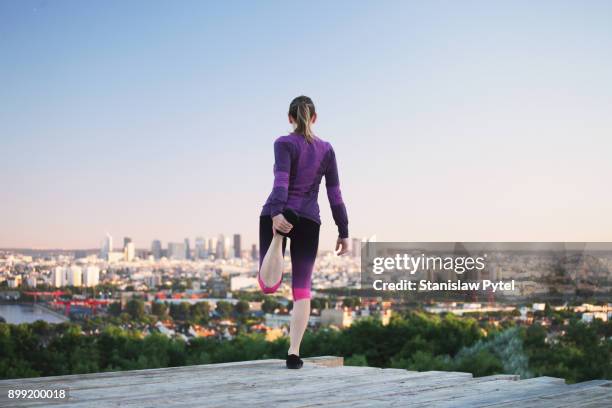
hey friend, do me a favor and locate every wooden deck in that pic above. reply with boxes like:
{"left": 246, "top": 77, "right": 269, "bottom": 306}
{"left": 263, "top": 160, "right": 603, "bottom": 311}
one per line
{"left": 1, "top": 356, "right": 610, "bottom": 407}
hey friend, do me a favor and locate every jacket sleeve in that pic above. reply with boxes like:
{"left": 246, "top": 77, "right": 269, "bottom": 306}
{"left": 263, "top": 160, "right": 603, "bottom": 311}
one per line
{"left": 324, "top": 146, "right": 349, "bottom": 238}
{"left": 267, "top": 140, "right": 293, "bottom": 217}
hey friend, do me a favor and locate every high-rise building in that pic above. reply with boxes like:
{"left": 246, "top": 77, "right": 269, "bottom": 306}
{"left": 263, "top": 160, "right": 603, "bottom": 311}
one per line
{"left": 215, "top": 235, "right": 225, "bottom": 259}
{"left": 233, "top": 234, "right": 242, "bottom": 258}
{"left": 52, "top": 266, "right": 64, "bottom": 288}
{"left": 251, "top": 244, "right": 258, "bottom": 261}
{"left": 83, "top": 266, "right": 100, "bottom": 287}
{"left": 101, "top": 233, "right": 113, "bottom": 260}
{"left": 195, "top": 237, "right": 206, "bottom": 259}
{"left": 184, "top": 238, "right": 191, "bottom": 260}
{"left": 124, "top": 242, "right": 135, "bottom": 262}
{"left": 208, "top": 237, "right": 218, "bottom": 258}
{"left": 123, "top": 237, "right": 135, "bottom": 262}
{"left": 224, "top": 236, "right": 231, "bottom": 259}
{"left": 151, "top": 240, "right": 162, "bottom": 260}
{"left": 67, "top": 265, "right": 82, "bottom": 287}
{"left": 168, "top": 242, "right": 187, "bottom": 260}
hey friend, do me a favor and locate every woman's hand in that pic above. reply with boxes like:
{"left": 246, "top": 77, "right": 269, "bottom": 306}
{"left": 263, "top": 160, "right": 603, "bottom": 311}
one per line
{"left": 272, "top": 213, "right": 293, "bottom": 235}
{"left": 335, "top": 237, "right": 350, "bottom": 255}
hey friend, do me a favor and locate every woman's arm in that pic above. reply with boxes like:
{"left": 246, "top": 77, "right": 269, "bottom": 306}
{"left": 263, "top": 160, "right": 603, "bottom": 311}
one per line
{"left": 324, "top": 146, "right": 349, "bottom": 240}
{"left": 267, "top": 139, "right": 293, "bottom": 217}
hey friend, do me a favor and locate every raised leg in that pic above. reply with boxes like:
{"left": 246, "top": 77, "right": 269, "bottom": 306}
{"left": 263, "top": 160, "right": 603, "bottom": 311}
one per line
{"left": 258, "top": 216, "right": 286, "bottom": 293}
{"left": 259, "top": 233, "right": 284, "bottom": 289}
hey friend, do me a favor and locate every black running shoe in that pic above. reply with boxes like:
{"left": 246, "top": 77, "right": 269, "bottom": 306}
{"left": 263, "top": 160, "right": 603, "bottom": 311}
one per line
{"left": 276, "top": 209, "right": 300, "bottom": 237}
{"left": 286, "top": 354, "right": 303, "bottom": 369}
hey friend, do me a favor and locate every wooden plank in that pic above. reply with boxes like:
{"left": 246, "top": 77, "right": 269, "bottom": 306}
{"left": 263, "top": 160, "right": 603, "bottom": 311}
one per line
{"left": 1, "top": 359, "right": 607, "bottom": 408}
{"left": 302, "top": 356, "right": 344, "bottom": 367}
{"left": 376, "top": 376, "right": 521, "bottom": 407}
{"left": 0, "top": 365, "right": 387, "bottom": 407}
{"left": 0, "top": 360, "right": 355, "bottom": 393}
{"left": 491, "top": 383, "right": 612, "bottom": 408}
{"left": 26, "top": 370, "right": 469, "bottom": 408}
{"left": 0, "top": 364, "right": 337, "bottom": 407}
{"left": 0, "top": 356, "right": 339, "bottom": 386}
{"left": 407, "top": 379, "right": 569, "bottom": 407}
{"left": 169, "top": 372, "right": 475, "bottom": 408}
{"left": 0, "top": 359, "right": 285, "bottom": 385}
{"left": 51, "top": 367, "right": 425, "bottom": 407}
{"left": 577, "top": 399, "right": 612, "bottom": 408}
{"left": 290, "top": 375, "right": 516, "bottom": 407}
{"left": 314, "top": 375, "right": 520, "bottom": 408}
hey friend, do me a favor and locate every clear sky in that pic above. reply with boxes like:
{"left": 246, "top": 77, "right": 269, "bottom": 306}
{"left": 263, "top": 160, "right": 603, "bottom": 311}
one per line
{"left": 1, "top": 0, "right": 612, "bottom": 251}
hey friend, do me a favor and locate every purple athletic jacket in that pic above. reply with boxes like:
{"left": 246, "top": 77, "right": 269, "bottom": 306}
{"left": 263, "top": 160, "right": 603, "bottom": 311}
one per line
{"left": 261, "top": 133, "right": 349, "bottom": 238}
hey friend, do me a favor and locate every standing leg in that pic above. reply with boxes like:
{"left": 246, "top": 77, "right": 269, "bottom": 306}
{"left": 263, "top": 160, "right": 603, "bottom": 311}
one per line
{"left": 288, "top": 299, "right": 311, "bottom": 356}
{"left": 288, "top": 219, "right": 320, "bottom": 357}
{"left": 258, "top": 216, "right": 286, "bottom": 293}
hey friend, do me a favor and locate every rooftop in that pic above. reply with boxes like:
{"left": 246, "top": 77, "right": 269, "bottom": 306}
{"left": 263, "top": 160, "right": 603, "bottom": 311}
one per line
{"left": 1, "top": 356, "right": 610, "bottom": 407}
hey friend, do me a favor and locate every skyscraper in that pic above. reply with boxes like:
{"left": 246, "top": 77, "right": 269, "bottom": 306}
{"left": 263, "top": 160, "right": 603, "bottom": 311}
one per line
{"left": 251, "top": 244, "right": 258, "bottom": 261}
{"left": 83, "top": 266, "right": 100, "bottom": 287}
{"left": 124, "top": 242, "right": 135, "bottom": 262}
{"left": 184, "top": 238, "right": 191, "bottom": 260}
{"left": 233, "top": 234, "right": 242, "bottom": 258}
{"left": 101, "top": 233, "right": 113, "bottom": 260}
{"left": 224, "top": 236, "right": 231, "bottom": 259}
{"left": 195, "top": 237, "right": 206, "bottom": 259}
{"left": 67, "top": 265, "right": 82, "bottom": 287}
{"left": 168, "top": 242, "right": 187, "bottom": 260}
{"left": 208, "top": 237, "right": 218, "bottom": 258}
{"left": 52, "top": 266, "right": 64, "bottom": 288}
{"left": 151, "top": 240, "right": 162, "bottom": 260}
{"left": 215, "top": 235, "right": 225, "bottom": 259}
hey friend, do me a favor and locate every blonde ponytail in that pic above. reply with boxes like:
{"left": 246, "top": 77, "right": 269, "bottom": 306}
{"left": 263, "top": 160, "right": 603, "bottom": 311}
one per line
{"left": 289, "top": 96, "right": 316, "bottom": 143}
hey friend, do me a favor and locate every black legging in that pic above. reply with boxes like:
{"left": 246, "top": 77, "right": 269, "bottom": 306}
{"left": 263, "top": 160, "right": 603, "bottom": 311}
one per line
{"left": 258, "top": 215, "right": 320, "bottom": 300}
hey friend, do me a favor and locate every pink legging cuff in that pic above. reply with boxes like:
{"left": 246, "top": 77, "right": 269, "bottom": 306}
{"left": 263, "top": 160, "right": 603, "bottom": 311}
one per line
{"left": 292, "top": 288, "right": 311, "bottom": 301}
{"left": 258, "top": 273, "right": 282, "bottom": 294}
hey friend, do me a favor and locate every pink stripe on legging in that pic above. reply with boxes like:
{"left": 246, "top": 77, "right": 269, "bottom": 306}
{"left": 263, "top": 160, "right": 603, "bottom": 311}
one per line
{"left": 292, "top": 288, "right": 311, "bottom": 301}
{"left": 258, "top": 272, "right": 282, "bottom": 294}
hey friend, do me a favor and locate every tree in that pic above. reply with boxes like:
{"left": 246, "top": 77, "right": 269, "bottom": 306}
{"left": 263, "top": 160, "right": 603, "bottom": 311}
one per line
{"left": 151, "top": 302, "right": 168, "bottom": 319}
{"left": 215, "top": 301, "right": 233, "bottom": 319}
{"left": 262, "top": 298, "right": 281, "bottom": 313}
{"left": 234, "top": 301, "right": 250, "bottom": 316}
{"left": 126, "top": 299, "right": 145, "bottom": 320}
{"left": 108, "top": 302, "right": 122, "bottom": 317}
{"left": 345, "top": 354, "right": 368, "bottom": 366}
{"left": 180, "top": 302, "right": 192, "bottom": 322}
{"left": 191, "top": 302, "right": 211, "bottom": 324}
{"left": 311, "top": 298, "right": 330, "bottom": 310}
{"left": 454, "top": 349, "right": 503, "bottom": 377}
{"left": 342, "top": 297, "right": 361, "bottom": 308}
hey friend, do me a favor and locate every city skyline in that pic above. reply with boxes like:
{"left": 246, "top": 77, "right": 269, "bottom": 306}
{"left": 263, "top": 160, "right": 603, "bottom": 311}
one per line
{"left": 2, "top": 1, "right": 612, "bottom": 250}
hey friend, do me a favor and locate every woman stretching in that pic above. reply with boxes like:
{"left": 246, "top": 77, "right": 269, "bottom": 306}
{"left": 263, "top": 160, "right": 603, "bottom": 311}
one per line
{"left": 259, "top": 95, "right": 350, "bottom": 369}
